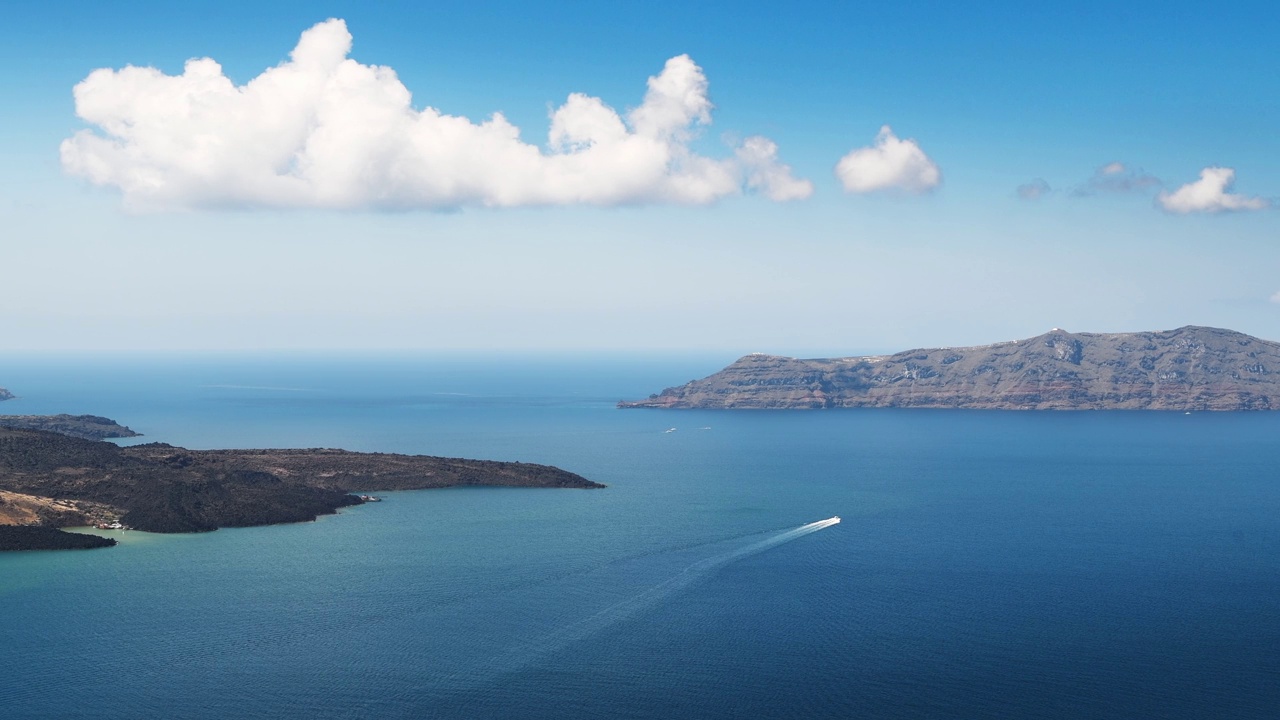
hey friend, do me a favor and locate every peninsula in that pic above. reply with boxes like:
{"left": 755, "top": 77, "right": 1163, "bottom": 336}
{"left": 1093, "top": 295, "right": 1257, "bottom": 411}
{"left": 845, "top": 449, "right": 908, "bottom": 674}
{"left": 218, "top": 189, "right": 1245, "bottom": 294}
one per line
{"left": 0, "top": 414, "right": 141, "bottom": 440}
{"left": 0, "top": 428, "right": 602, "bottom": 550}
{"left": 620, "top": 326, "right": 1280, "bottom": 411}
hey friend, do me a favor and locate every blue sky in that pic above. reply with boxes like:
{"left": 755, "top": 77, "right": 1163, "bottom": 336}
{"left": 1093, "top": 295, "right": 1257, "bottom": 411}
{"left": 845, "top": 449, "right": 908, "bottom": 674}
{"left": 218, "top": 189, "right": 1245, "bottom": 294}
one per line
{"left": 2, "top": 0, "right": 1277, "bottom": 354}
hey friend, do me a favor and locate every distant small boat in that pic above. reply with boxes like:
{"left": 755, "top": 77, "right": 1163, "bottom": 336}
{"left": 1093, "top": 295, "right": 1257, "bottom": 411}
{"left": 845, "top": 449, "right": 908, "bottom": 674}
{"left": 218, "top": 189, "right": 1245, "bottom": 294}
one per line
{"left": 664, "top": 428, "right": 677, "bottom": 433}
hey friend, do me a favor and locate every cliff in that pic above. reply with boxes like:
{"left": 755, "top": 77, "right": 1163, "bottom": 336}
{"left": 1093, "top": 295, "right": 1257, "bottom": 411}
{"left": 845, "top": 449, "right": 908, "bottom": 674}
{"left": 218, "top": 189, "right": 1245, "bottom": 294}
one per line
{"left": 0, "top": 429, "right": 602, "bottom": 542}
{"left": 620, "top": 326, "right": 1280, "bottom": 411}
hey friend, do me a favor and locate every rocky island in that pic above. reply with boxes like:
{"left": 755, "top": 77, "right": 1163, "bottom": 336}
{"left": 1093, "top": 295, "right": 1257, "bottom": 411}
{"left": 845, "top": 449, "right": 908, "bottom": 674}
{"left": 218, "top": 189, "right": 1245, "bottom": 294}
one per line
{"left": 0, "top": 387, "right": 13, "bottom": 401}
{"left": 620, "top": 326, "right": 1280, "bottom": 411}
{"left": 0, "top": 428, "right": 602, "bottom": 551}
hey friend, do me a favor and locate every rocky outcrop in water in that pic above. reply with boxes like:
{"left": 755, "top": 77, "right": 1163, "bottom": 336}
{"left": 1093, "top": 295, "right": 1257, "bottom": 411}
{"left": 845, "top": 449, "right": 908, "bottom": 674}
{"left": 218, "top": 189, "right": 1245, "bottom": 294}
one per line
{"left": 620, "top": 326, "right": 1280, "bottom": 411}
{"left": 0, "top": 388, "right": 13, "bottom": 402}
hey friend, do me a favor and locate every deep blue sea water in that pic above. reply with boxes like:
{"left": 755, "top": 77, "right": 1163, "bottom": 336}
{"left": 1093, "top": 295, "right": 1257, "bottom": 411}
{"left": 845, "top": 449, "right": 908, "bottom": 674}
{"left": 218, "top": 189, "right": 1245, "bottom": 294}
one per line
{"left": 2, "top": 354, "right": 1279, "bottom": 719}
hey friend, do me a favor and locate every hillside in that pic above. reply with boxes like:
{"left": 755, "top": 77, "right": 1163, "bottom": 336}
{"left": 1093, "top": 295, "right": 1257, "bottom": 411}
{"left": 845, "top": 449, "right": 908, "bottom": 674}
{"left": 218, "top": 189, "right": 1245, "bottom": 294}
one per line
{"left": 619, "top": 326, "right": 1280, "bottom": 410}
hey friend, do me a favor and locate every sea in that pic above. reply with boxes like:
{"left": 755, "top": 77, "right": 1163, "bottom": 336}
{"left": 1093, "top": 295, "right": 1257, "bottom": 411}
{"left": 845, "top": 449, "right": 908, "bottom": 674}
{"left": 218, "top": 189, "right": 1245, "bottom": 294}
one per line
{"left": 1, "top": 354, "right": 1278, "bottom": 719}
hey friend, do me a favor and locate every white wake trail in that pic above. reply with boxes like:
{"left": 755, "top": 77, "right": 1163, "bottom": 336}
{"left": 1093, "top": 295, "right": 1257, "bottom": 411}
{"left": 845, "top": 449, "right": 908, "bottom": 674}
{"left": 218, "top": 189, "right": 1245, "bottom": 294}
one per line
{"left": 428, "top": 517, "right": 842, "bottom": 688}
{"left": 502, "top": 517, "right": 841, "bottom": 664}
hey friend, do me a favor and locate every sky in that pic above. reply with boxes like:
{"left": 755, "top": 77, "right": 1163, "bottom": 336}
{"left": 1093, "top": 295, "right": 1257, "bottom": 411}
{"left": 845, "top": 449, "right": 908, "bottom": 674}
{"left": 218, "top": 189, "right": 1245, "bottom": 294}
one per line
{"left": 2, "top": 0, "right": 1278, "bottom": 355}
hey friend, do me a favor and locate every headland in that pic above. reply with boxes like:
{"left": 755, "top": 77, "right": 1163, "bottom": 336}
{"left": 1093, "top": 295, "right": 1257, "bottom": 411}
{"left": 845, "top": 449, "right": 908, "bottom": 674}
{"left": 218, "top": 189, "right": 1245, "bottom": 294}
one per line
{"left": 0, "top": 414, "right": 141, "bottom": 440}
{"left": 0, "top": 427, "right": 602, "bottom": 550}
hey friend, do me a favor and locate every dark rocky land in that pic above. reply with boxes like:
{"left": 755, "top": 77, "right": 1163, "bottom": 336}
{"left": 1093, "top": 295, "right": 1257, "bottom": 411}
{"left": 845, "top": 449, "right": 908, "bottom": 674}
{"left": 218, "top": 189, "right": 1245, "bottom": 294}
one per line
{"left": 0, "top": 387, "right": 13, "bottom": 401}
{"left": 0, "top": 414, "right": 141, "bottom": 440}
{"left": 0, "top": 428, "right": 602, "bottom": 550}
{"left": 0, "top": 525, "right": 116, "bottom": 552}
{"left": 620, "top": 326, "right": 1280, "bottom": 411}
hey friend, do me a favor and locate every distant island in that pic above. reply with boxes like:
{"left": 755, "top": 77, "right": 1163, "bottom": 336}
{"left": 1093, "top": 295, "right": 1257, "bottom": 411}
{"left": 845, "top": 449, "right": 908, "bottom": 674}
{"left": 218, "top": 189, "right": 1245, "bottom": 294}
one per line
{"left": 0, "top": 414, "right": 141, "bottom": 440}
{"left": 0, "top": 427, "right": 602, "bottom": 551}
{"left": 620, "top": 326, "right": 1280, "bottom": 411}
{"left": 0, "top": 387, "right": 13, "bottom": 401}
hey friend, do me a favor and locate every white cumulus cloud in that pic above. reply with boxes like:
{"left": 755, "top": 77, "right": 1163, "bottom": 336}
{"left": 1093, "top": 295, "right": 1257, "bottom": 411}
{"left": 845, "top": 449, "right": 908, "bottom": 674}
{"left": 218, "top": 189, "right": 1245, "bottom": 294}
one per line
{"left": 1157, "top": 167, "right": 1268, "bottom": 214}
{"left": 735, "top": 136, "right": 814, "bottom": 202}
{"left": 834, "top": 126, "right": 940, "bottom": 194}
{"left": 60, "top": 19, "right": 811, "bottom": 211}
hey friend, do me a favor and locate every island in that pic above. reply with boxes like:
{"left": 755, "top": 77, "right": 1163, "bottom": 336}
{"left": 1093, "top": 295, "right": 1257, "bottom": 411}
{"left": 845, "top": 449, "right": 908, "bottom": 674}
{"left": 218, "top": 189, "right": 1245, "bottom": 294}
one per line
{"left": 619, "top": 326, "right": 1280, "bottom": 411}
{"left": 0, "top": 387, "right": 13, "bottom": 401}
{"left": 0, "top": 414, "right": 141, "bottom": 440}
{"left": 0, "top": 427, "right": 602, "bottom": 551}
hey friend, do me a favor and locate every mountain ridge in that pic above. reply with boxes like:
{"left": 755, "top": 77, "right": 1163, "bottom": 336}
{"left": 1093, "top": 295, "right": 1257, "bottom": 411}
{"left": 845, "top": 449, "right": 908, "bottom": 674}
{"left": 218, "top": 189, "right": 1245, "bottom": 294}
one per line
{"left": 620, "top": 326, "right": 1280, "bottom": 411}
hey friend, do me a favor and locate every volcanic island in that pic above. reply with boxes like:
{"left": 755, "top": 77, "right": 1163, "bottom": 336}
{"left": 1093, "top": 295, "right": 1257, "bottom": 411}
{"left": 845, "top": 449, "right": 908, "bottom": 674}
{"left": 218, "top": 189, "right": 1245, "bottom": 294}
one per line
{"left": 620, "top": 326, "right": 1280, "bottom": 411}
{"left": 0, "top": 422, "right": 600, "bottom": 551}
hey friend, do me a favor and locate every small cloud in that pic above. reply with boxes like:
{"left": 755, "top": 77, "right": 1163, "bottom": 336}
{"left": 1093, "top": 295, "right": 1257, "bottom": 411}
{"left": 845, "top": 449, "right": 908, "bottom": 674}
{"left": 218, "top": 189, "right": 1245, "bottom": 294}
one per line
{"left": 1157, "top": 167, "right": 1269, "bottom": 214}
{"left": 1016, "top": 179, "right": 1051, "bottom": 200}
{"left": 735, "top": 136, "right": 814, "bottom": 201}
{"left": 60, "top": 19, "right": 810, "bottom": 211}
{"left": 1269, "top": 291, "right": 1280, "bottom": 304}
{"left": 834, "top": 125, "right": 940, "bottom": 194}
{"left": 1072, "top": 162, "right": 1161, "bottom": 196}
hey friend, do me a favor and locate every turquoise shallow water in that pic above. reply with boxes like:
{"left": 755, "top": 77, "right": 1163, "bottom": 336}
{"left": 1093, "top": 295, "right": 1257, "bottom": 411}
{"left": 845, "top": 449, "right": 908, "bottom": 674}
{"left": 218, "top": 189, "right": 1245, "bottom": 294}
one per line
{"left": 2, "top": 355, "right": 1279, "bottom": 719}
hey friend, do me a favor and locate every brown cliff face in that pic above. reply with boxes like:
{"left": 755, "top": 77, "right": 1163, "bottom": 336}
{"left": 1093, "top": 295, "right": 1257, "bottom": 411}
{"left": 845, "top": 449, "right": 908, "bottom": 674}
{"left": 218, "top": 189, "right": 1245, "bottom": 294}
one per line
{"left": 620, "top": 326, "right": 1280, "bottom": 410}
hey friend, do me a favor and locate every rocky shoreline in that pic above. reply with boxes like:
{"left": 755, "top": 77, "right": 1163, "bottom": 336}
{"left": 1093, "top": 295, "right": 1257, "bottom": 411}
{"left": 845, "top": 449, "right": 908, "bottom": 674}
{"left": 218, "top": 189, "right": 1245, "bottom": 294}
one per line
{"left": 0, "top": 525, "right": 116, "bottom": 552}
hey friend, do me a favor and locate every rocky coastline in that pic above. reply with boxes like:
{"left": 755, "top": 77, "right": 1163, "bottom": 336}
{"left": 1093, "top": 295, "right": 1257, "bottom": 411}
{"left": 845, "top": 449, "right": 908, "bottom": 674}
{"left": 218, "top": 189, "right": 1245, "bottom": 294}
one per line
{"left": 0, "top": 525, "right": 116, "bottom": 552}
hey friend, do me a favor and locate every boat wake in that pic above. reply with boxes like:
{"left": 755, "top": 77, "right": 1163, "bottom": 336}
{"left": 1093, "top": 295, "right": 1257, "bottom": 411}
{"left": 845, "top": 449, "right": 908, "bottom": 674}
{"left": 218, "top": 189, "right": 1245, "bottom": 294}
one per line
{"left": 480, "top": 517, "right": 841, "bottom": 676}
